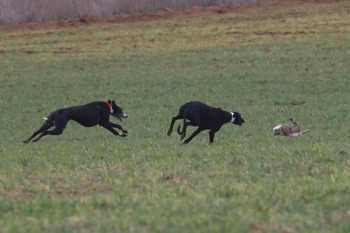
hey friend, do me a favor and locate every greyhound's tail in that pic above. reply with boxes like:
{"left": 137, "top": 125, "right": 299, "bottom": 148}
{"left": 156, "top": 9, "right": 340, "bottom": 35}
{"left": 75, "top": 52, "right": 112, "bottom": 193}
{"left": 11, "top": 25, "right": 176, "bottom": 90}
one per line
{"left": 177, "top": 125, "right": 183, "bottom": 135}
{"left": 177, "top": 110, "right": 187, "bottom": 136}
{"left": 42, "top": 113, "right": 55, "bottom": 125}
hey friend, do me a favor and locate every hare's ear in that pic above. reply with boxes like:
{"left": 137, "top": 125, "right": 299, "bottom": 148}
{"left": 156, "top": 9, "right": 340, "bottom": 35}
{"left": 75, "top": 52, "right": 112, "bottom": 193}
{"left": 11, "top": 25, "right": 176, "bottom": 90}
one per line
{"left": 290, "top": 118, "right": 298, "bottom": 124}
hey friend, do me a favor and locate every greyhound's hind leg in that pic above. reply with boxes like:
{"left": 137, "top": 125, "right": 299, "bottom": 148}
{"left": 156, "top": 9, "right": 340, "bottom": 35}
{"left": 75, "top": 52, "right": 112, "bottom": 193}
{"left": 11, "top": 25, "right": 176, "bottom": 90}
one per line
{"left": 31, "top": 126, "right": 65, "bottom": 142}
{"left": 26, "top": 113, "right": 68, "bottom": 143}
{"left": 183, "top": 128, "right": 202, "bottom": 144}
{"left": 31, "top": 114, "right": 68, "bottom": 142}
{"left": 23, "top": 121, "right": 53, "bottom": 143}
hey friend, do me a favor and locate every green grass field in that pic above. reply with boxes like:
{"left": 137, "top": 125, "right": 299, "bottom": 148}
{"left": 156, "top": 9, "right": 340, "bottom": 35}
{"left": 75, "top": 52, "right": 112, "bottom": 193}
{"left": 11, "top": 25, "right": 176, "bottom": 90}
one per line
{"left": 0, "top": 1, "right": 350, "bottom": 232}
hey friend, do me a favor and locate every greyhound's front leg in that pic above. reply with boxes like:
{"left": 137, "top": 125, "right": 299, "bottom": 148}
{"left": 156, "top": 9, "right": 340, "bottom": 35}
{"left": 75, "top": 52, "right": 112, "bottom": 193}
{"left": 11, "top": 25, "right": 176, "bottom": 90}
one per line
{"left": 209, "top": 130, "right": 217, "bottom": 143}
{"left": 101, "top": 125, "right": 123, "bottom": 136}
{"left": 100, "top": 122, "right": 127, "bottom": 137}
{"left": 108, "top": 122, "right": 128, "bottom": 136}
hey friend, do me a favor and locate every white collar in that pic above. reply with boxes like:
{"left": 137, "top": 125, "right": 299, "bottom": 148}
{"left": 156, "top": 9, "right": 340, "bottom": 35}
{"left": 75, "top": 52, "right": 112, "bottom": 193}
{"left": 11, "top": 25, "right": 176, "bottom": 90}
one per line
{"left": 230, "top": 112, "right": 235, "bottom": 123}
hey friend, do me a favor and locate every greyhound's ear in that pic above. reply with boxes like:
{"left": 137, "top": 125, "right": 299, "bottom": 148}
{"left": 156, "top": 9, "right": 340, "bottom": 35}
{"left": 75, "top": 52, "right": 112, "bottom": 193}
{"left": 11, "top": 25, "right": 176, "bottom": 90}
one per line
{"left": 108, "top": 100, "right": 111, "bottom": 103}
{"left": 112, "top": 100, "right": 116, "bottom": 105}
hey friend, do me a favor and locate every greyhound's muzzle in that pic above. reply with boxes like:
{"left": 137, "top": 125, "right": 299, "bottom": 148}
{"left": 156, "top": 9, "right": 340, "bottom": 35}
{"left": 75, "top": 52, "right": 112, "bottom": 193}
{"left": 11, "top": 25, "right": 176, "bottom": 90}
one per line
{"left": 113, "top": 113, "right": 128, "bottom": 122}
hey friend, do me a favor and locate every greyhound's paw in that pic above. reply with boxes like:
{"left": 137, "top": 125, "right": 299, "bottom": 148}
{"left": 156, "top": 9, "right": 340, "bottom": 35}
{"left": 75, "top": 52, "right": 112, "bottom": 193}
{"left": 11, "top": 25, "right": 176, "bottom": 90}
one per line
{"left": 167, "top": 129, "right": 172, "bottom": 136}
{"left": 180, "top": 134, "right": 186, "bottom": 140}
{"left": 121, "top": 130, "right": 128, "bottom": 137}
{"left": 23, "top": 139, "right": 29, "bottom": 144}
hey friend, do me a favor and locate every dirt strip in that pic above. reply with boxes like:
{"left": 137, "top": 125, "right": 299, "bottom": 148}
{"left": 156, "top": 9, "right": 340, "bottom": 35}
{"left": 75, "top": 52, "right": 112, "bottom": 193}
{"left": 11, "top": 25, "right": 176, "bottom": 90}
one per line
{"left": 0, "top": 0, "right": 344, "bottom": 32}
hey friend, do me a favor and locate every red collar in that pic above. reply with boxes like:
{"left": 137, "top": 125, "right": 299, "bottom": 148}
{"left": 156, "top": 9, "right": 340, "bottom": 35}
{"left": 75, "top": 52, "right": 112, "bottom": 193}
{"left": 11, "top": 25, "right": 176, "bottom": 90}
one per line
{"left": 106, "top": 102, "right": 112, "bottom": 112}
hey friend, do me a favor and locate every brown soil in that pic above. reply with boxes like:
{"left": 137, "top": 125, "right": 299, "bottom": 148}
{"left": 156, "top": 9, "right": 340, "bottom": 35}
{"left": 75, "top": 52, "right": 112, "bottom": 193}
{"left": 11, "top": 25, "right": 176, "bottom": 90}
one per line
{"left": 0, "top": 0, "right": 343, "bottom": 32}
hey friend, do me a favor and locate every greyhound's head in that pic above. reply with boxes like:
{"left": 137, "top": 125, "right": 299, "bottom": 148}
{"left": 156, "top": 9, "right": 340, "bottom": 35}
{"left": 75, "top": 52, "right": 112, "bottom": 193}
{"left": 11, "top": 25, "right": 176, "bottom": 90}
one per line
{"left": 108, "top": 100, "right": 128, "bottom": 122}
{"left": 231, "top": 112, "right": 245, "bottom": 126}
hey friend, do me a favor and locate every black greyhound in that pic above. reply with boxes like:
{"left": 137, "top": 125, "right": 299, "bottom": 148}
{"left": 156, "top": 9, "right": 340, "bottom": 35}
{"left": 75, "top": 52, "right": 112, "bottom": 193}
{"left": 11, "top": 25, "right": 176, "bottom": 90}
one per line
{"left": 23, "top": 100, "right": 128, "bottom": 143}
{"left": 167, "top": 101, "right": 245, "bottom": 144}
